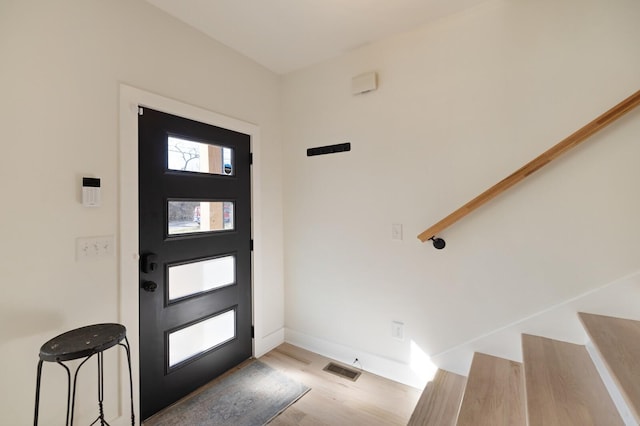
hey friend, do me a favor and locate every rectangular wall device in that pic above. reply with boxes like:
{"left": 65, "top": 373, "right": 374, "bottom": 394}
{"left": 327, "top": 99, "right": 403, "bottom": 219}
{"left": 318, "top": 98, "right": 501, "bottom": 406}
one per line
{"left": 307, "top": 143, "right": 351, "bottom": 157}
{"left": 82, "top": 177, "right": 101, "bottom": 207}
{"left": 352, "top": 72, "right": 377, "bottom": 95}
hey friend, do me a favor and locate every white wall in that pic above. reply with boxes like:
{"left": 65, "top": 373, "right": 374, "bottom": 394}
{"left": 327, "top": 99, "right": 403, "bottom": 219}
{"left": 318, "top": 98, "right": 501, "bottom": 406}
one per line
{"left": 2, "top": 0, "right": 639, "bottom": 421}
{"left": 282, "top": 0, "right": 640, "bottom": 386}
{"left": 0, "top": 1, "right": 284, "bottom": 424}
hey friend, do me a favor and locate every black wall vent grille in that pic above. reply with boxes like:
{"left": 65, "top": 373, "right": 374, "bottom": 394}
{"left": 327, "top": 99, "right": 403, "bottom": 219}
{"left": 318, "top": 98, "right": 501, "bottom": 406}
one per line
{"left": 307, "top": 143, "right": 351, "bottom": 157}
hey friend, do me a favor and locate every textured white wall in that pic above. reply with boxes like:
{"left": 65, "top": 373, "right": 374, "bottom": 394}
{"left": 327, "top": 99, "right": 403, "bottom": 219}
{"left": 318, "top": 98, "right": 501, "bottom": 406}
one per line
{"left": 0, "top": 1, "right": 283, "bottom": 424}
{"left": 282, "top": 0, "right": 640, "bottom": 384}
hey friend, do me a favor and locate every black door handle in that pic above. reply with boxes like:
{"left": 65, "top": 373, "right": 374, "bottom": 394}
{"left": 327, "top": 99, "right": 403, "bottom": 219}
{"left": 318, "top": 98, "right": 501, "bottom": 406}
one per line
{"left": 141, "top": 253, "right": 158, "bottom": 273}
{"left": 142, "top": 281, "right": 158, "bottom": 292}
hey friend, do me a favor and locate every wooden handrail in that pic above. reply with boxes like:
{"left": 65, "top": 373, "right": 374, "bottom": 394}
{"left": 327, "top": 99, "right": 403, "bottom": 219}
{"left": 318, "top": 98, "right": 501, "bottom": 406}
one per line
{"left": 418, "top": 90, "right": 640, "bottom": 243}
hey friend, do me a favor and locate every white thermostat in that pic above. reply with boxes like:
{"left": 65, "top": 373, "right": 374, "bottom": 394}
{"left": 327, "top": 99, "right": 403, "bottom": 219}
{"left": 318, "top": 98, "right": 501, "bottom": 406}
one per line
{"left": 82, "top": 177, "right": 101, "bottom": 207}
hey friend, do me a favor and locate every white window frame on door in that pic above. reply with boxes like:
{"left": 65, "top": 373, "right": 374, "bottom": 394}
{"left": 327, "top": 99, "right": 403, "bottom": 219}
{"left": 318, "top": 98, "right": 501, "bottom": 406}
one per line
{"left": 118, "top": 84, "right": 264, "bottom": 424}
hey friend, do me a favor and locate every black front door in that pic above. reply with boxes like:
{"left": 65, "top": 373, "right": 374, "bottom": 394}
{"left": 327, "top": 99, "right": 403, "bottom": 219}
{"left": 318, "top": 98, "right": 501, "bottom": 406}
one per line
{"left": 138, "top": 107, "right": 252, "bottom": 420}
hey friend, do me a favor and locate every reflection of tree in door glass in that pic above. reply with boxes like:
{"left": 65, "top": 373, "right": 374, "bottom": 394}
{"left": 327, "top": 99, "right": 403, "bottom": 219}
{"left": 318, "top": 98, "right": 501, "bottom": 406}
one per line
{"left": 168, "top": 201, "right": 234, "bottom": 235}
{"left": 167, "top": 136, "right": 233, "bottom": 176}
{"left": 168, "top": 137, "right": 201, "bottom": 171}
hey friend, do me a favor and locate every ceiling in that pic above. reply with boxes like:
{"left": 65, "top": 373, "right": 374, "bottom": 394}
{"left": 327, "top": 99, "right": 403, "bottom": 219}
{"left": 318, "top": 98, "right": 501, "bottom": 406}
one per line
{"left": 145, "top": 0, "right": 488, "bottom": 75}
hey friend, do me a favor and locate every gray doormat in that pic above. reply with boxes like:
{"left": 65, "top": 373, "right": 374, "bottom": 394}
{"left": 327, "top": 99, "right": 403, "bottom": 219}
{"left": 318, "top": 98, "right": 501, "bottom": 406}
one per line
{"left": 144, "top": 360, "right": 310, "bottom": 426}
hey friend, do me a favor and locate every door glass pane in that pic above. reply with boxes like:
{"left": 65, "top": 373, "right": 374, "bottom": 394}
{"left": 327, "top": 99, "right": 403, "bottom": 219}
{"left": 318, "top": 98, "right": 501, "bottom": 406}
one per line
{"left": 168, "top": 200, "right": 234, "bottom": 235}
{"left": 168, "top": 256, "right": 235, "bottom": 301}
{"left": 168, "top": 309, "right": 236, "bottom": 368}
{"left": 167, "top": 136, "right": 234, "bottom": 175}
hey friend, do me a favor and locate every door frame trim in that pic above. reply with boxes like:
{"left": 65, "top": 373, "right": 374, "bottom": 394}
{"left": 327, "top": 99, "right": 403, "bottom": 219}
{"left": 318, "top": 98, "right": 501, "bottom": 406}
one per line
{"left": 118, "top": 84, "right": 264, "bottom": 422}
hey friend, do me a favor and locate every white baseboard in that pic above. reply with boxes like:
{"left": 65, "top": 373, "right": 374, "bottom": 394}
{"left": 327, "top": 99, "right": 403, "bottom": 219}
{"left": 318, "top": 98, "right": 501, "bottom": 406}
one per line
{"left": 255, "top": 327, "right": 285, "bottom": 358}
{"left": 285, "top": 328, "right": 428, "bottom": 389}
{"left": 109, "top": 414, "right": 136, "bottom": 426}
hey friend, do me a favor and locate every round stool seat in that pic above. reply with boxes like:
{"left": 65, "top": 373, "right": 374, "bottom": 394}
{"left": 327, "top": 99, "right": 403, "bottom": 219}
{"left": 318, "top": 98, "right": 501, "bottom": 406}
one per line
{"left": 39, "top": 323, "right": 126, "bottom": 362}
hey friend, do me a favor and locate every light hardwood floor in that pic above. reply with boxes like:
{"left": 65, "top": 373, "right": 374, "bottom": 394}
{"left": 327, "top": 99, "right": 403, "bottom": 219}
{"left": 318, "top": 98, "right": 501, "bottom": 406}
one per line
{"left": 262, "top": 343, "right": 421, "bottom": 425}
{"left": 522, "top": 334, "right": 623, "bottom": 426}
{"left": 407, "top": 369, "right": 466, "bottom": 426}
{"left": 579, "top": 312, "right": 640, "bottom": 421}
{"left": 456, "top": 352, "right": 525, "bottom": 426}
{"left": 145, "top": 343, "right": 421, "bottom": 425}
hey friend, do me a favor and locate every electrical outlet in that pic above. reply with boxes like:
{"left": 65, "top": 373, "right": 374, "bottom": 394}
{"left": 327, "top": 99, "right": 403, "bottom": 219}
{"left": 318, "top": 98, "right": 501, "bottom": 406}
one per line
{"left": 391, "top": 223, "right": 403, "bottom": 240}
{"left": 391, "top": 321, "right": 404, "bottom": 341}
{"left": 76, "top": 236, "right": 115, "bottom": 261}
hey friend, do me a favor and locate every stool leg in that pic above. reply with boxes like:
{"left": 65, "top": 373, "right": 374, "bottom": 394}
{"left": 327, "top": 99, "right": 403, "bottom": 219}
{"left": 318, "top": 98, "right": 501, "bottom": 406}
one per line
{"left": 119, "top": 337, "right": 135, "bottom": 425}
{"left": 70, "top": 355, "right": 92, "bottom": 426}
{"left": 98, "top": 351, "right": 106, "bottom": 426}
{"left": 34, "top": 360, "right": 44, "bottom": 426}
{"left": 55, "top": 361, "right": 72, "bottom": 426}
{"left": 89, "top": 352, "right": 110, "bottom": 426}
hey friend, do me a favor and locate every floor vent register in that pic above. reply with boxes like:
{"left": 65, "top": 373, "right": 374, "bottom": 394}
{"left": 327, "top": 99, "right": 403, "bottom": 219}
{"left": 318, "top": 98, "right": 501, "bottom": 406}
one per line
{"left": 322, "top": 362, "right": 361, "bottom": 381}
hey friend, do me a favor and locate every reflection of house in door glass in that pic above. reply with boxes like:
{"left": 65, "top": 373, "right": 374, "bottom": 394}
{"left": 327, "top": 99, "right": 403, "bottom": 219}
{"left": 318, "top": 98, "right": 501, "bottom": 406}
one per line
{"left": 167, "top": 200, "right": 235, "bottom": 236}
{"left": 167, "top": 136, "right": 234, "bottom": 235}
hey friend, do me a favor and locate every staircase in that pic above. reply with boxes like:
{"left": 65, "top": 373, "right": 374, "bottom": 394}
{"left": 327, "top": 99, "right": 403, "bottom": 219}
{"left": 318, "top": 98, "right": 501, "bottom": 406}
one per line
{"left": 408, "top": 312, "right": 640, "bottom": 425}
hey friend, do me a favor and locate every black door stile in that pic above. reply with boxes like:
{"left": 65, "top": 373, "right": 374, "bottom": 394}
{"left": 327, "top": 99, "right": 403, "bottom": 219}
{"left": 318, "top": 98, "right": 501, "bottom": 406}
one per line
{"left": 138, "top": 107, "right": 252, "bottom": 420}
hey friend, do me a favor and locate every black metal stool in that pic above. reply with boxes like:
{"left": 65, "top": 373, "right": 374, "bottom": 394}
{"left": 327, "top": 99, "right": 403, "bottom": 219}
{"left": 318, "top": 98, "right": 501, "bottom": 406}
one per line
{"left": 34, "top": 323, "right": 134, "bottom": 426}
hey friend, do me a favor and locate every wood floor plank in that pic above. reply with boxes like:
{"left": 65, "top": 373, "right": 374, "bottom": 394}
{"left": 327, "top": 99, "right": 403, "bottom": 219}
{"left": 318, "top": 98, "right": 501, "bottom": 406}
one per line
{"left": 456, "top": 352, "right": 526, "bottom": 426}
{"left": 407, "top": 369, "right": 467, "bottom": 426}
{"left": 522, "top": 333, "right": 624, "bottom": 426}
{"left": 579, "top": 312, "right": 640, "bottom": 423}
{"left": 261, "top": 343, "right": 420, "bottom": 426}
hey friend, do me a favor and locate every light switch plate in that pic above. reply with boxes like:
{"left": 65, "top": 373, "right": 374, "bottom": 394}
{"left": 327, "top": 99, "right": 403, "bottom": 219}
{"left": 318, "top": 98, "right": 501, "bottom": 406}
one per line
{"left": 392, "top": 321, "right": 404, "bottom": 341}
{"left": 392, "top": 223, "right": 403, "bottom": 240}
{"left": 76, "top": 236, "right": 115, "bottom": 260}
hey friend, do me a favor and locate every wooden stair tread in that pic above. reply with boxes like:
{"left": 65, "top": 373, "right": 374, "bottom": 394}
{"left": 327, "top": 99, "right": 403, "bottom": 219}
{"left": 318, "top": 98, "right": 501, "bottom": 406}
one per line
{"left": 579, "top": 312, "right": 640, "bottom": 422}
{"left": 407, "top": 369, "right": 467, "bottom": 426}
{"left": 522, "top": 334, "right": 623, "bottom": 426}
{"left": 456, "top": 352, "right": 526, "bottom": 426}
